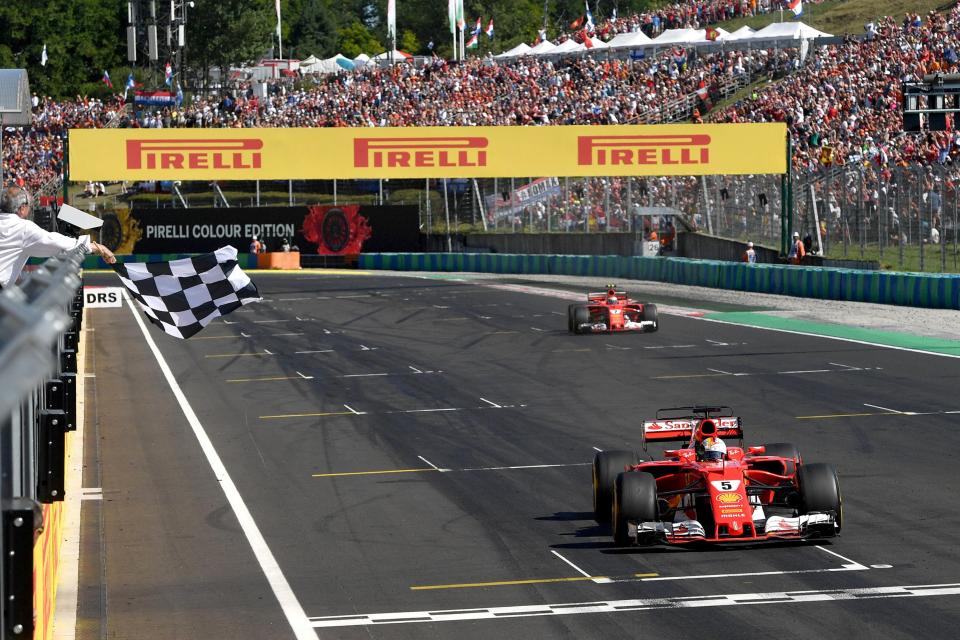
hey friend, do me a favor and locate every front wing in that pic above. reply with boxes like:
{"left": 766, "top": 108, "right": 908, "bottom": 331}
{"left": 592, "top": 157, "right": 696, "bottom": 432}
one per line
{"left": 631, "top": 512, "right": 838, "bottom": 545}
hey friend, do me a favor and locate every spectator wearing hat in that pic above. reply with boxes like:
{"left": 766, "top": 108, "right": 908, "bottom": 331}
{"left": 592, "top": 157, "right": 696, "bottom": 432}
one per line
{"left": 788, "top": 231, "right": 806, "bottom": 265}
{"left": 742, "top": 241, "right": 757, "bottom": 263}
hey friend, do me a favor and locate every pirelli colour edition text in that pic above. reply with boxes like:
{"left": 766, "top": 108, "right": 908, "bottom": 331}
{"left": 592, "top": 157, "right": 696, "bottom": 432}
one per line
{"left": 69, "top": 123, "right": 787, "bottom": 181}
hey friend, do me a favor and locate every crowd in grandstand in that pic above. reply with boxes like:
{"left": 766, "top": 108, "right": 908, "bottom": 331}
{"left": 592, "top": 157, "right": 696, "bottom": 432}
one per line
{"left": 3, "top": 2, "right": 960, "bottom": 233}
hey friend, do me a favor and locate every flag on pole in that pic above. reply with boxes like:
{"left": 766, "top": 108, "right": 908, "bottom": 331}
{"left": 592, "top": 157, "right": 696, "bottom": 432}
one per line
{"left": 164, "top": 61, "right": 173, "bottom": 86}
{"left": 612, "top": 7, "right": 617, "bottom": 20}
{"left": 175, "top": 82, "right": 184, "bottom": 106}
{"left": 387, "top": 0, "right": 396, "bottom": 42}
{"left": 788, "top": 0, "right": 803, "bottom": 17}
{"left": 585, "top": 2, "right": 595, "bottom": 33}
{"left": 485, "top": 19, "right": 494, "bottom": 39}
{"left": 40, "top": 44, "right": 47, "bottom": 67}
{"left": 123, "top": 72, "right": 135, "bottom": 99}
{"left": 536, "top": 28, "right": 547, "bottom": 44}
{"left": 569, "top": 15, "right": 584, "bottom": 29}
{"left": 113, "top": 246, "right": 262, "bottom": 340}
{"left": 448, "top": 0, "right": 456, "bottom": 33}
{"left": 101, "top": 70, "right": 113, "bottom": 88}
{"left": 472, "top": 17, "right": 482, "bottom": 36}
{"left": 705, "top": 26, "right": 719, "bottom": 41}
{"left": 466, "top": 33, "right": 479, "bottom": 49}
{"left": 275, "top": 0, "right": 282, "bottom": 35}
{"left": 456, "top": 0, "right": 465, "bottom": 30}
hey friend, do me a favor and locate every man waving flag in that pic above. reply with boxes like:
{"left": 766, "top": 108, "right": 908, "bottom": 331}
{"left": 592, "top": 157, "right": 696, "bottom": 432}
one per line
{"left": 585, "top": 2, "right": 595, "bottom": 33}
{"left": 114, "top": 246, "right": 261, "bottom": 339}
{"left": 485, "top": 18, "right": 494, "bottom": 39}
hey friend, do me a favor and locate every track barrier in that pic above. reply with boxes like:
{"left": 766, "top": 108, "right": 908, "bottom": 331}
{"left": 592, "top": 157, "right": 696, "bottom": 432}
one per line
{"left": 358, "top": 253, "right": 960, "bottom": 310}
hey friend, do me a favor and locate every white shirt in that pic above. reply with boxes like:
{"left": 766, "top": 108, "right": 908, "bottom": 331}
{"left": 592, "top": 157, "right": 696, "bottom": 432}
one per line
{"left": 0, "top": 213, "right": 91, "bottom": 287}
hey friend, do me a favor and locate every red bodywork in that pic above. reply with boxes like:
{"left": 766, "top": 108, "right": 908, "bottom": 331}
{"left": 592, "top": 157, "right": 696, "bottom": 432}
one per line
{"left": 584, "top": 290, "right": 646, "bottom": 332}
{"left": 629, "top": 416, "right": 825, "bottom": 544}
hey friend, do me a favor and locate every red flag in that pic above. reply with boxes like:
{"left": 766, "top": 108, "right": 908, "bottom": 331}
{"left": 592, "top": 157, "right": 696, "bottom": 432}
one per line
{"left": 580, "top": 30, "right": 594, "bottom": 48}
{"left": 706, "top": 27, "right": 719, "bottom": 41}
{"left": 570, "top": 15, "right": 584, "bottom": 29}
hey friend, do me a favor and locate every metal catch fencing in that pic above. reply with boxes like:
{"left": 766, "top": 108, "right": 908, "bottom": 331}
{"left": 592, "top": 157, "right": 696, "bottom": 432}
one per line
{"left": 0, "top": 247, "right": 86, "bottom": 638}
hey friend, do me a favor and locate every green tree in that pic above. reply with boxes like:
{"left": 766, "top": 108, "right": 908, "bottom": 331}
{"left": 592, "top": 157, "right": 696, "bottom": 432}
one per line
{"left": 288, "top": 0, "right": 338, "bottom": 58}
{"left": 187, "top": 0, "right": 274, "bottom": 90}
{"left": 398, "top": 29, "right": 420, "bottom": 54}
{"left": 337, "top": 20, "right": 383, "bottom": 58}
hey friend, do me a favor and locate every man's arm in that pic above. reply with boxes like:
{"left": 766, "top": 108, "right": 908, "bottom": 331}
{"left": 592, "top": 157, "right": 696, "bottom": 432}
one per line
{"left": 21, "top": 221, "right": 117, "bottom": 264}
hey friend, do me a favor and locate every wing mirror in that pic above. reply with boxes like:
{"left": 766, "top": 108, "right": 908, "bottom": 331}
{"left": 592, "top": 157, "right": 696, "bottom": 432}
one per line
{"left": 747, "top": 446, "right": 766, "bottom": 455}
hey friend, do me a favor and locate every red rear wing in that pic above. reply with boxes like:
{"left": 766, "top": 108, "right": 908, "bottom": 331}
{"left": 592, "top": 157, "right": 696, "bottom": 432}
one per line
{"left": 642, "top": 417, "right": 742, "bottom": 445}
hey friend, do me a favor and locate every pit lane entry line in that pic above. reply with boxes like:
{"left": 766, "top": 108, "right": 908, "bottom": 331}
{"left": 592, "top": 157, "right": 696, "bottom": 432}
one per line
{"left": 310, "top": 582, "right": 958, "bottom": 628}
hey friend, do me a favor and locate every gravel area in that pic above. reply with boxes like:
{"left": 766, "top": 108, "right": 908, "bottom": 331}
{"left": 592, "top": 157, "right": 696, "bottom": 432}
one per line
{"left": 380, "top": 271, "right": 960, "bottom": 341}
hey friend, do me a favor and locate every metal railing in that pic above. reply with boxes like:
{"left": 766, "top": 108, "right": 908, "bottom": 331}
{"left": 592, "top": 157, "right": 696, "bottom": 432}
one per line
{"left": 0, "top": 246, "right": 86, "bottom": 638}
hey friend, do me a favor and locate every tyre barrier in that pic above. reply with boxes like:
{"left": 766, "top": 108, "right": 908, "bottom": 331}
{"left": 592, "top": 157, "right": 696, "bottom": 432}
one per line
{"left": 358, "top": 253, "right": 960, "bottom": 310}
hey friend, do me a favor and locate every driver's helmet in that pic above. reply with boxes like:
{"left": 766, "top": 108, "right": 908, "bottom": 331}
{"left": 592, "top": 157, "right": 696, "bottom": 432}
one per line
{"left": 700, "top": 436, "right": 727, "bottom": 462}
{"left": 606, "top": 289, "right": 618, "bottom": 305}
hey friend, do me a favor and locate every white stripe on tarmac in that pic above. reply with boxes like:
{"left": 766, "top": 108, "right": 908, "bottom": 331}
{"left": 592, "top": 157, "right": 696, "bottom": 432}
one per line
{"left": 123, "top": 292, "right": 317, "bottom": 640}
{"left": 308, "top": 583, "right": 960, "bottom": 628}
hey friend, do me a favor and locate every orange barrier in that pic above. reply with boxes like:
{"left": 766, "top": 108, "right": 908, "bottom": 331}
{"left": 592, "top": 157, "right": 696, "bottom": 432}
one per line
{"left": 257, "top": 252, "right": 301, "bottom": 270}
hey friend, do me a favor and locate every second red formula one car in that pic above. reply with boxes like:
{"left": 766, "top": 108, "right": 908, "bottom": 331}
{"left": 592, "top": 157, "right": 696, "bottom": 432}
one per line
{"left": 592, "top": 406, "right": 842, "bottom": 546}
{"left": 567, "top": 285, "right": 658, "bottom": 334}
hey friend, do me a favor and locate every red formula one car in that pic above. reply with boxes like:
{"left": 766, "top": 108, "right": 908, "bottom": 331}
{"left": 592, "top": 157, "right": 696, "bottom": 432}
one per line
{"left": 591, "top": 406, "right": 842, "bottom": 546}
{"left": 567, "top": 286, "right": 658, "bottom": 334}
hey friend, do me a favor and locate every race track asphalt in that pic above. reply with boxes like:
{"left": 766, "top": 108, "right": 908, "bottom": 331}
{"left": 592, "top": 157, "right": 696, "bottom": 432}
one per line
{"left": 76, "top": 270, "right": 960, "bottom": 640}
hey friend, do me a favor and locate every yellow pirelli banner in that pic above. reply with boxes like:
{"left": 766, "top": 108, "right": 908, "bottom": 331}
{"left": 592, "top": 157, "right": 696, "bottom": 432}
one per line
{"left": 69, "top": 123, "right": 786, "bottom": 180}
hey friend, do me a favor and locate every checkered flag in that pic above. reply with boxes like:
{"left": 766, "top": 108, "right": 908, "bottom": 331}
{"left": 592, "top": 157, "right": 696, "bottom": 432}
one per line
{"left": 113, "top": 246, "right": 261, "bottom": 339}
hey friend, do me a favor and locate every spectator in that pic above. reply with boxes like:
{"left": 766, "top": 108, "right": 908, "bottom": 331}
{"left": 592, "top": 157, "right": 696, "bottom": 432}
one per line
{"left": 249, "top": 235, "right": 262, "bottom": 254}
{"left": 742, "top": 241, "right": 757, "bottom": 263}
{"left": 788, "top": 231, "right": 806, "bottom": 265}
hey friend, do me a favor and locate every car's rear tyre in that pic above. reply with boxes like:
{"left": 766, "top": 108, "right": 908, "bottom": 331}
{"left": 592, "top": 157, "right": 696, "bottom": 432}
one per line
{"left": 593, "top": 450, "right": 636, "bottom": 523}
{"left": 798, "top": 463, "right": 842, "bottom": 532}
{"left": 567, "top": 304, "right": 578, "bottom": 334}
{"left": 642, "top": 304, "right": 658, "bottom": 332}
{"left": 613, "top": 471, "right": 657, "bottom": 545}
{"left": 573, "top": 305, "right": 591, "bottom": 335}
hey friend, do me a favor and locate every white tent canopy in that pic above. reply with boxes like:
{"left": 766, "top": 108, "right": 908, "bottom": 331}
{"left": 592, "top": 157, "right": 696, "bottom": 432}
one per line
{"left": 749, "top": 21, "right": 832, "bottom": 40}
{"left": 497, "top": 42, "right": 532, "bottom": 58}
{"left": 353, "top": 53, "right": 371, "bottom": 64}
{"left": 551, "top": 39, "right": 584, "bottom": 54}
{"left": 528, "top": 40, "right": 557, "bottom": 54}
{"left": 606, "top": 31, "right": 652, "bottom": 48}
{"left": 371, "top": 49, "right": 413, "bottom": 62}
{"left": 588, "top": 36, "right": 609, "bottom": 49}
{"left": 722, "top": 25, "right": 755, "bottom": 41}
{"left": 652, "top": 28, "right": 701, "bottom": 44}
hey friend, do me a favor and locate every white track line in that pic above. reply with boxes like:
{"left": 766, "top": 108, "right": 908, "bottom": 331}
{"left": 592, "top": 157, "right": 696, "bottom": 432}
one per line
{"left": 460, "top": 463, "right": 590, "bottom": 472}
{"left": 863, "top": 403, "right": 903, "bottom": 414}
{"left": 550, "top": 550, "right": 593, "bottom": 579}
{"left": 707, "top": 368, "right": 731, "bottom": 375}
{"left": 295, "top": 371, "right": 314, "bottom": 380}
{"left": 417, "top": 456, "right": 448, "bottom": 472}
{"left": 814, "top": 545, "right": 869, "bottom": 569}
{"left": 342, "top": 373, "right": 390, "bottom": 378}
{"left": 308, "top": 583, "right": 960, "bottom": 628}
{"left": 295, "top": 350, "right": 334, "bottom": 354}
{"left": 635, "top": 564, "right": 868, "bottom": 583}
{"left": 343, "top": 404, "right": 363, "bottom": 415}
{"left": 408, "top": 365, "right": 423, "bottom": 373}
{"left": 479, "top": 397, "right": 502, "bottom": 408}
{"left": 593, "top": 446, "right": 603, "bottom": 452}
{"left": 123, "top": 292, "right": 316, "bottom": 640}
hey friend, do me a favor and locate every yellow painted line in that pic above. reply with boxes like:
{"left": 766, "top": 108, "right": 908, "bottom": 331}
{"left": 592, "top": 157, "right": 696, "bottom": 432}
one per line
{"left": 652, "top": 373, "right": 728, "bottom": 380}
{"left": 205, "top": 352, "right": 276, "bottom": 359}
{"left": 227, "top": 376, "right": 302, "bottom": 383}
{"left": 260, "top": 411, "right": 357, "bottom": 419}
{"left": 313, "top": 468, "right": 438, "bottom": 478}
{"left": 796, "top": 411, "right": 897, "bottom": 420}
{"left": 411, "top": 573, "right": 661, "bottom": 590}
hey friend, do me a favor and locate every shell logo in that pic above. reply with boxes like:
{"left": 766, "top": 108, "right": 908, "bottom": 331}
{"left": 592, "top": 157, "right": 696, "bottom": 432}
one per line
{"left": 716, "top": 492, "right": 742, "bottom": 504}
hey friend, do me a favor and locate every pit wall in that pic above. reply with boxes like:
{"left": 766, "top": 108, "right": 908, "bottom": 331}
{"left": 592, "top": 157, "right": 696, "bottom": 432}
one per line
{"left": 358, "top": 253, "right": 960, "bottom": 310}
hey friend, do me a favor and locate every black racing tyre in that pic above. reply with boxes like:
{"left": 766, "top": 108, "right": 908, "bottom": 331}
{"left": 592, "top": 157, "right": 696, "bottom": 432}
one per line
{"left": 593, "top": 450, "right": 636, "bottom": 524}
{"left": 567, "top": 304, "right": 578, "bottom": 333}
{"left": 642, "top": 304, "right": 658, "bottom": 332}
{"left": 613, "top": 471, "right": 657, "bottom": 545}
{"left": 573, "top": 305, "right": 591, "bottom": 335}
{"left": 798, "top": 463, "right": 842, "bottom": 532}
